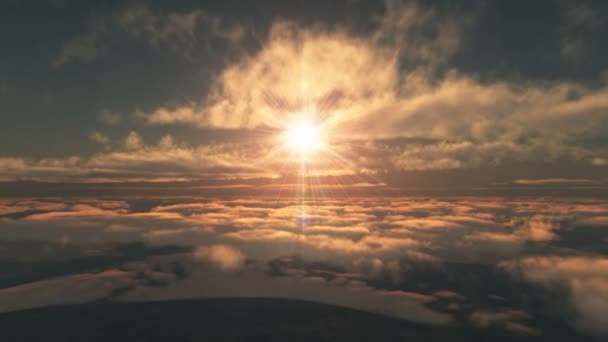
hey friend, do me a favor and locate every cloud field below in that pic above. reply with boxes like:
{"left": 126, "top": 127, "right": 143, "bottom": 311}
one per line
{"left": 0, "top": 195, "right": 606, "bottom": 338}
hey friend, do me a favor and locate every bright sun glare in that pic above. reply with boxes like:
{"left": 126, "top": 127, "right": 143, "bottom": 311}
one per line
{"left": 285, "top": 118, "right": 323, "bottom": 156}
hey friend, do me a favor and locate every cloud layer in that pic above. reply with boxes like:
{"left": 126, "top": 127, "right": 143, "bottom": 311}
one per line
{"left": 1, "top": 195, "right": 607, "bottom": 337}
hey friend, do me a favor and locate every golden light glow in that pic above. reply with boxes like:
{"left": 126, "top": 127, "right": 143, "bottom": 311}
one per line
{"left": 284, "top": 118, "right": 323, "bottom": 156}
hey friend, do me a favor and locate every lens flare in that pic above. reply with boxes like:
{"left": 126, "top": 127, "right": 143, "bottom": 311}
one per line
{"left": 285, "top": 118, "right": 323, "bottom": 156}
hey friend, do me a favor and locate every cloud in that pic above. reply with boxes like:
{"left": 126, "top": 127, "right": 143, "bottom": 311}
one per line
{"left": 90, "top": 131, "right": 110, "bottom": 145}
{"left": 470, "top": 308, "right": 541, "bottom": 336}
{"left": 194, "top": 244, "right": 245, "bottom": 272}
{"left": 0, "top": 199, "right": 67, "bottom": 217}
{"left": 576, "top": 216, "right": 608, "bottom": 227}
{"left": 138, "top": 2, "right": 478, "bottom": 132}
{"left": 514, "top": 178, "right": 595, "bottom": 185}
{"left": 52, "top": 32, "right": 99, "bottom": 68}
{"left": 116, "top": 5, "right": 204, "bottom": 50}
{"left": 559, "top": 2, "right": 600, "bottom": 61}
{"left": 592, "top": 157, "right": 608, "bottom": 166}
{"left": 142, "top": 23, "right": 399, "bottom": 130}
{"left": 1, "top": 196, "right": 608, "bottom": 333}
{"left": 3, "top": 196, "right": 605, "bottom": 267}
{"left": 501, "top": 256, "right": 608, "bottom": 337}
{"left": 374, "top": 0, "right": 477, "bottom": 66}
{"left": 121, "top": 260, "right": 451, "bottom": 326}
{"left": 52, "top": 4, "right": 247, "bottom": 67}
{"left": 514, "top": 215, "right": 560, "bottom": 242}
{"left": 134, "top": 2, "right": 608, "bottom": 173}
{"left": 0, "top": 156, "right": 82, "bottom": 182}
{"left": 124, "top": 131, "right": 143, "bottom": 150}
{"left": 0, "top": 139, "right": 276, "bottom": 182}
{"left": 5, "top": 2, "right": 608, "bottom": 335}
{"left": 21, "top": 1, "right": 608, "bottom": 183}
{"left": 0, "top": 270, "right": 136, "bottom": 313}
{"left": 97, "top": 110, "right": 122, "bottom": 125}
{"left": 0, "top": 254, "right": 450, "bottom": 326}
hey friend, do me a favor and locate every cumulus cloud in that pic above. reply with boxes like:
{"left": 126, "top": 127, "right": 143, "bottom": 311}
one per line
{"left": 501, "top": 256, "right": 608, "bottom": 337}
{"left": 1, "top": 196, "right": 608, "bottom": 334}
{"left": 140, "top": 1, "right": 478, "bottom": 130}
{"left": 7, "top": 1, "right": 607, "bottom": 184}
{"left": 124, "top": 131, "right": 143, "bottom": 150}
{"left": 2, "top": 196, "right": 605, "bottom": 267}
{"left": 133, "top": 1, "right": 608, "bottom": 173}
{"left": 194, "top": 244, "right": 245, "bottom": 272}
{"left": 5, "top": 2, "right": 607, "bottom": 337}
{"left": 514, "top": 215, "right": 560, "bottom": 242}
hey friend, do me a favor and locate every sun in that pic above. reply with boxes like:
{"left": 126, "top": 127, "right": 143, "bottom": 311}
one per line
{"left": 284, "top": 118, "right": 324, "bottom": 156}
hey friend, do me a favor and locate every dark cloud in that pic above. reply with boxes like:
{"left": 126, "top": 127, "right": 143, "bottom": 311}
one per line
{"left": 501, "top": 255, "right": 608, "bottom": 337}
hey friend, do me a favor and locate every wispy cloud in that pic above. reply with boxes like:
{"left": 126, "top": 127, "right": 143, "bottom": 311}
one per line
{"left": 514, "top": 178, "right": 596, "bottom": 185}
{"left": 52, "top": 4, "right": 247, "bottom": 67}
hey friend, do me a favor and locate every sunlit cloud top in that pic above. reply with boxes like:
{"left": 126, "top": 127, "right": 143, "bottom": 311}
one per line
{"left": 0, "top": 0, "right": 607, "bottom": 195}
